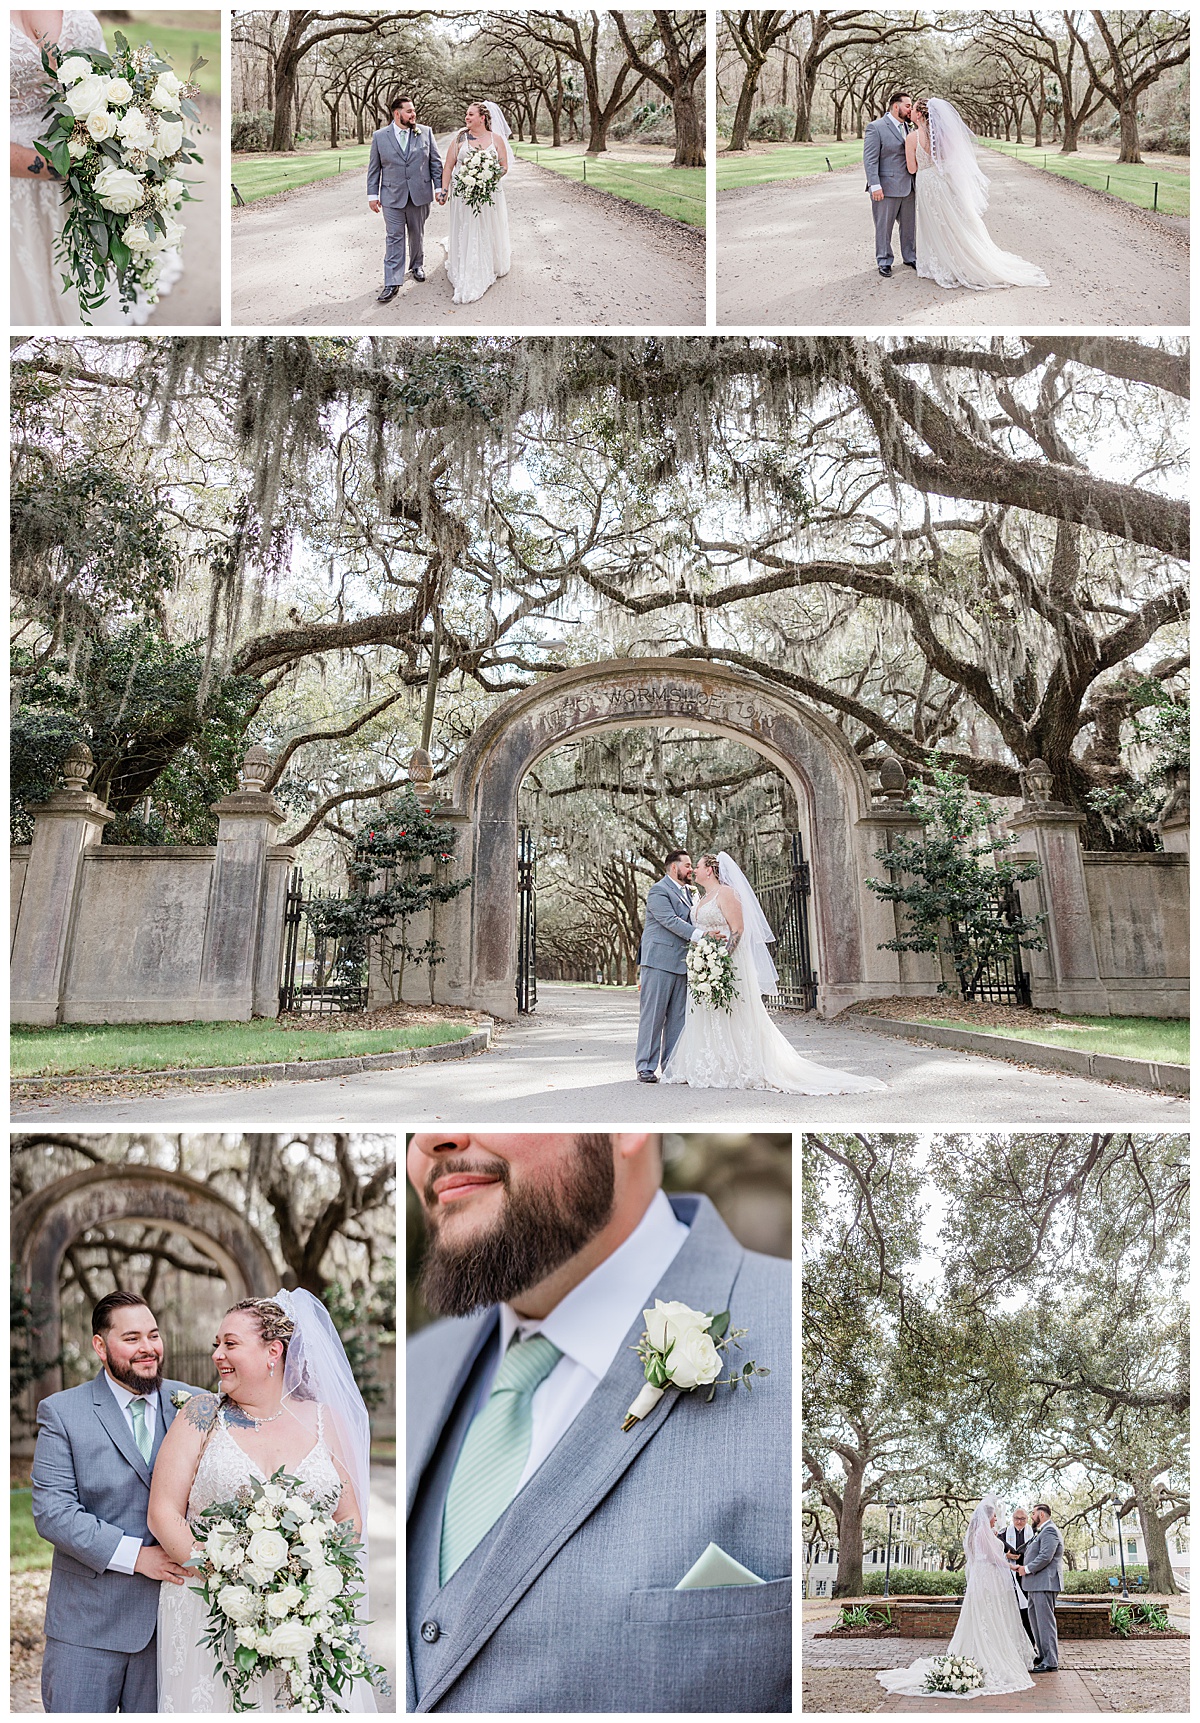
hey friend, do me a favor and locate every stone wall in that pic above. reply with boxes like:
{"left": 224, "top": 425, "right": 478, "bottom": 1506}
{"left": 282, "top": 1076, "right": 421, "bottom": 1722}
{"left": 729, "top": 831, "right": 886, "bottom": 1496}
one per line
{"left": 1083, "top": 852, "right": 1189, "bottom": 1016}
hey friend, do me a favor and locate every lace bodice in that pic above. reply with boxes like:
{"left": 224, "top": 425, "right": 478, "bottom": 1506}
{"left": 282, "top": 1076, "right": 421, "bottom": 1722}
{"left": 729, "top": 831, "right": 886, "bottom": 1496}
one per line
{"left": 456, "top": 132, "right": 499, "bottom": 165}
{"left": 914, "top": 137, "right": 933, "bottom": 172}
{"left": 188, "top": 1403, "right": 341, "bottom": 1516}
{"left": 694, "top": 896, "right": 731, "bottom": 935}
{"left": 11, "top": 11, "right": 102, "bottom": 129}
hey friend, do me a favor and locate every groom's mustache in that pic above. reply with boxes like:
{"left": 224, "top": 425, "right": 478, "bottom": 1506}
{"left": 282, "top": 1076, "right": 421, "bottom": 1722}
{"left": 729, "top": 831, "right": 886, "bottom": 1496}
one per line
{"left": 422, "top": 1152, "right": 510, "bottom": 1215}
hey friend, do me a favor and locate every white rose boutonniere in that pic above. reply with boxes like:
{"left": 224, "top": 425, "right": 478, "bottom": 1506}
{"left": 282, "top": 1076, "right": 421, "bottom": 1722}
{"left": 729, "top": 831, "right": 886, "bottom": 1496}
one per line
{"left": 621, "top": 1298, "right": 770, "bottom": 1430}
{"left": 170, "top": 1390, "right": 192, "bottom": 1409}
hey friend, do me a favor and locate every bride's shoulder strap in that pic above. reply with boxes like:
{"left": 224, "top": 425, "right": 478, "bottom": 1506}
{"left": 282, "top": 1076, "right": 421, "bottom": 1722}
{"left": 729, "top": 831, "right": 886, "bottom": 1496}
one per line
{"left": 315, "top": 1400, "right": 326, "bottom": 1440}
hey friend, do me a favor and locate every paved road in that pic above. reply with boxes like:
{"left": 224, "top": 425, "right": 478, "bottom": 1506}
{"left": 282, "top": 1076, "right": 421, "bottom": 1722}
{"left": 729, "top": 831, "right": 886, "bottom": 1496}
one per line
{"left": 19, "top": 985, "right": 1186, "bottom": 1126}
{"left": 146, "top": 93, "right": 219, "bottom": 327}
{"left": 717, "top": 146, "right": 1188, "bottom": 326}
{"left": 369, "top": 1463, "right": 397, "bottom": 1711}
{"left": 232, "top": 144, "right": 705, "bottom": 328}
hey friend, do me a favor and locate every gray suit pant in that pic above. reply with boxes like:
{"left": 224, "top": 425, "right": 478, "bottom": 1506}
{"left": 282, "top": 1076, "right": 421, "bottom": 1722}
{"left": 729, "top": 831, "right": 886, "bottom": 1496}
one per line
{"left": 383, "top": 200, "right": 429, "bottom": 284}
{"left": 1027, "top": 1591, "right": 1059, "bottom": 1668}
{"left": 42, "top": 1633, "right": 158, "bottom": 1713}
{"left": 872, "top": 192, "right": 915, "bottom": 267}
{"left": 636, "top": 965, "right": 687, "bottom": 1074}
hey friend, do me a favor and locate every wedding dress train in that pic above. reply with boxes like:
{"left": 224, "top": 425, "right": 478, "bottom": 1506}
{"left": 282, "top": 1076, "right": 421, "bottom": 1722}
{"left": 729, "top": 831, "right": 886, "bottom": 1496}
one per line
{"left": 445, "top": 134, "right": 511, "bottom": 304}
{"left": 915, "top": 132, "right": 1048, "bottom": 291}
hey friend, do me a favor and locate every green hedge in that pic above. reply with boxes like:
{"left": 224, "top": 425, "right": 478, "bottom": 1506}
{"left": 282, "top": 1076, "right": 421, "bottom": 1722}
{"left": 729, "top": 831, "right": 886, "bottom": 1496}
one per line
{"left": 1063, "top": 1565, "right": 1151, "bottom": 1594}
{"left": 861, "top": 1567, "right": 966, "bottom": 1596}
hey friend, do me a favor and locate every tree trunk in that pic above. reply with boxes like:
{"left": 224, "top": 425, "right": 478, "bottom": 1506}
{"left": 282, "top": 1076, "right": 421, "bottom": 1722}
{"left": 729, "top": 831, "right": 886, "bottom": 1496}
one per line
{"left": 833, "top": 1465, "right": 866, "bottom": 1597}
{"left": 728, "top": 66, "right": 762, "bottom": 152}
{"left": 1133, "top": 1481, "right": 1179, "bottom": 1594}
{"left": 271, "top": 68, "right": 297, "bottom": 152}
{"left": 1117, "top": 99, "right": 1142, "bottom": 164}
{"left": 672, "top": 82, "right": 704, "bottom": 167}
{"left": 792, "top": 75, "right": 815, "bottom": 144}
{"left": 1060, "top": 111, "right": 1082, "bottom": 154}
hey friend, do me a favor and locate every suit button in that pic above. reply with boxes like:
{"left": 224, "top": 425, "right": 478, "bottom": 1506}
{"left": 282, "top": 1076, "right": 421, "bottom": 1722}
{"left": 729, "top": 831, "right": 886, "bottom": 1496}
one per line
{"left": 420, "top": 1620, "right": 440, "bottom": 1644}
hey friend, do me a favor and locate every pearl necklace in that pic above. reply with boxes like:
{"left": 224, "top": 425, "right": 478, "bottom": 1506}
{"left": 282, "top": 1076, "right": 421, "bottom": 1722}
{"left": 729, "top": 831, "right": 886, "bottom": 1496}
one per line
{"left": 224, "top": 1396, "right": 287, "bottom": 1428}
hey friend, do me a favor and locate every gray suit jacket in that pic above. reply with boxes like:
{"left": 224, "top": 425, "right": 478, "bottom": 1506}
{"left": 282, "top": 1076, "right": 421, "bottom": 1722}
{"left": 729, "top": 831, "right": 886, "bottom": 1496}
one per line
{"left": 1021, "top": 1518, "right": 1064, "bottom": 1592}
{"left": 32, "top": 1371, "right": 197, "bottom": 1653}
{"left": 638, "top": 875, "right": 695, "bottom": 974}
{"left": 367, "top": 123, "right": 443, "bottom": 208}
{"left": 406, "top": 1193, "right": 791, "bottom": 1712}
{"left": 864, "top": 114, "right": 914, "bottom": 197}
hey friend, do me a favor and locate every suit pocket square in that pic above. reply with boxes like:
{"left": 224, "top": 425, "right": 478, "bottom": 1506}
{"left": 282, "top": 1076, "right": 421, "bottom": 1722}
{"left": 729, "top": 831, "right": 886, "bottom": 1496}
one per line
{"left": 675, "top": 1541, "right": 765, "bottom": 1589}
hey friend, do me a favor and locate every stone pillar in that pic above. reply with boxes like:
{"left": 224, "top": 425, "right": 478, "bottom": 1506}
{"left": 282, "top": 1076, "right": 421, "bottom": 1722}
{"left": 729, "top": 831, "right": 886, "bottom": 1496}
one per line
{"left": 11, "top": 742, "right": 113, "bottom": 1025}
{"left": 851, "top": 757, "right": 941, "bottom": 1006}
{"left": 198, "top": 747, "right": 287, "bottom": 1020}
{"left": 255, "top": 845, "right": 298, "bottom": 1017}
{"left": 1158, "top": 814, "right": 1189, "bottom": 854}
{"left": 1156, "top": 762, "right": 1188, "bottom": 853}
{"left": 1006, "top": 765, "right": 1108, "bottom": 1014}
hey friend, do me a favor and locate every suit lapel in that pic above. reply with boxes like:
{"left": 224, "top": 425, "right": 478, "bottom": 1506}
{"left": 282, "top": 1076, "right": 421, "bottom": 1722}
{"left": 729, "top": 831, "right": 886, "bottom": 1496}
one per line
{"left": 407, "top": 1311, "right": 496, "bottom": 1519}
{"left": 419, "top": 1196, "right": 745, "bottom": 1711}
{"left": 91, "top": 1372, "right": 152, "bottom": 1487}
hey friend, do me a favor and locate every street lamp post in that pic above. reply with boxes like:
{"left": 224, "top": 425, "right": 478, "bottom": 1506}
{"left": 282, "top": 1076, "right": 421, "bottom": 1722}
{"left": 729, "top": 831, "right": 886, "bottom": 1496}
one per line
{"left": 1113, "top": 1494, "right": 1130, "bottom": 1600}
{"left": 884, "top": 1501, "right": 898, "bottom": 1599}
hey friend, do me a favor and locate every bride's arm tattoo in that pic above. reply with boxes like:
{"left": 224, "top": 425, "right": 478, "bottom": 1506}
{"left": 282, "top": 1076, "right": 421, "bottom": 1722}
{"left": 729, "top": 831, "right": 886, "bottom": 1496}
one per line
{"left": 726, "top": 932, "right": 742, "bottom": 953}
{"left": 181, "top": 1390, "right": 219, "bottom": 1430}
{"left": 25, "top": 155, "right": 61, "bottom": 178}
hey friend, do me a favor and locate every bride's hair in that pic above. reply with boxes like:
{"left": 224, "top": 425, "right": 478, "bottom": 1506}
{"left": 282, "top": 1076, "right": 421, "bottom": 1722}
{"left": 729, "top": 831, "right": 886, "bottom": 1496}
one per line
{"left": 698, "top": 853, "right": 722, "bottom": 881}
{"left": 913, "top": 97, "right": 931, "bottom": 120}
{"left": 465, "top": 102, "right": 492, "bottom": 131}
{"left": 227, "top": 1296, "right": 295, "bottom": 1359}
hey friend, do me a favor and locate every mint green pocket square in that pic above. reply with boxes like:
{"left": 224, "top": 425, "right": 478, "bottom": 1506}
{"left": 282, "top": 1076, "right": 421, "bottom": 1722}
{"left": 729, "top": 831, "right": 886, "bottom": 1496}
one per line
{"left": 675, "top": 1542, "right": 766, "bottom": 1589}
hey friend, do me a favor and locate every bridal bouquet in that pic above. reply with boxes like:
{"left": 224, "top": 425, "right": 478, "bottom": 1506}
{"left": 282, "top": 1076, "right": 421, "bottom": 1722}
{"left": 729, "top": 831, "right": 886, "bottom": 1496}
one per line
{"left": 33, "top": 30, "right": 204, "bottom": 321}
{"left": 453, "top": 148, "right": 503, "bottom": 213}
{"left": 188, "top": 1466, "right": 388, "bottom": 1713}
{"left": 686, "top": 930, "right": 739, "bottom": 1012}
{"left": 923, "top": 1654, "right": 984, "bottom": 1696}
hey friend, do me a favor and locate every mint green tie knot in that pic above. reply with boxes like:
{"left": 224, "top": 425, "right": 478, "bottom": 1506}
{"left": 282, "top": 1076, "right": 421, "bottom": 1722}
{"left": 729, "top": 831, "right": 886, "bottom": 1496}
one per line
{"left": 439, "top": 1333, "right": 562, "bottom": 1585}
{"left": 130, "top": 1396, "right": 152, "bottom": 1462}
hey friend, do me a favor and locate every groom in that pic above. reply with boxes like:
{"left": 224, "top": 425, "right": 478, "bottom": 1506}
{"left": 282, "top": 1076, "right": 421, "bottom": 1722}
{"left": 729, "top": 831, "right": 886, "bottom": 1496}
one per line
{"left": 405, "top": 1131, "right": 791, "bottom": 1711}
{"left": 1015, "top": 1502, "right": 1064, "bottom": 1673}
{"left": 635, "top": 848, "right": 702, "bottom": 1084}
{"left": 863, "top": 90, "right": 916, "bottom": 277}
{"left": 368, "top": 94, "right": 445, "bottom": 304}
{"left": 32, "top": 1291, "right": 200, "bottom": 1712}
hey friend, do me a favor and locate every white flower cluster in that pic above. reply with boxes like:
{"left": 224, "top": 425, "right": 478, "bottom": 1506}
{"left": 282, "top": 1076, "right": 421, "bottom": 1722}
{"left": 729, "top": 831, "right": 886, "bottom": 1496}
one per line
{"left": 923, "top": 1653, "right": 985, "bottom": 1695}
{"left": 685, "top": 931, "right": 738, "bottom": 1012}
{"left": 453, "top": 146, "right": 503, "bottom": 212}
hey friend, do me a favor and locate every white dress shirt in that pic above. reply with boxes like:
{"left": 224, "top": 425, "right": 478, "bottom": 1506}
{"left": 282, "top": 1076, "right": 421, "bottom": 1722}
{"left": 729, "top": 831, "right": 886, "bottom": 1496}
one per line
{"left": 491, "top": 1188, "right": 690, "bottom": 1493}
{"left": 104, "top": 1374, "right": 159, "bottom": 1574}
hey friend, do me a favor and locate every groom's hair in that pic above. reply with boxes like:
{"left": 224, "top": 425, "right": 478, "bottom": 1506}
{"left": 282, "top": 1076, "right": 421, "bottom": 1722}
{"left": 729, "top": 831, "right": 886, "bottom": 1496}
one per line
{"left": 1032, "top": 1502, "right": 1052, "bottom": 1517}
{"left": 391, "top": 94, "right": 413, "bottom": 114}
{"left": 664, "top": 849, "right": 689, "bottom": 867}
{"left": 888, "top": 90, "right": 911, "bottom": 108}
{"left": 92, "top": 1290, "right": 152, "bottom": 1335}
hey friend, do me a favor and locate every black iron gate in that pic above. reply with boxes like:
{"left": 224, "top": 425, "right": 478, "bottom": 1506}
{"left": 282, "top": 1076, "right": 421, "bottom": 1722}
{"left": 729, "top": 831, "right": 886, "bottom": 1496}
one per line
{"left": 516, "top": 825, "right": 537, "bottom": 1014}
{"left": 751, "top": 831, "right": 818, "bottom": 1012}
{"left": 278, "top": 867, "right": 369, "bottom": 1015}
{"left": 953, "top": 883, "right": 1032, "bottom": 1007}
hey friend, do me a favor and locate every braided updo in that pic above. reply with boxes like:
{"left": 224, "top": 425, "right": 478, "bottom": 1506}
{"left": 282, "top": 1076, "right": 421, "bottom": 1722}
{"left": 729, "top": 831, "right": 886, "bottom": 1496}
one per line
{"left": 227, "top": 1296, "right": 295, "bottom": 1358}
{"left": 698, "top": 853, "right": 723, "bottom": 881}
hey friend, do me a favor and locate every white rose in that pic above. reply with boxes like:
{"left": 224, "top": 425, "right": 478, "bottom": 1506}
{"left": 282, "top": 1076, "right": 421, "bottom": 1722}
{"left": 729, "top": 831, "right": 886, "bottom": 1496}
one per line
{"left": 159, "top": 213, "right": 184, "bottom": 248}
{"left": 216, "top": 1583, "right": 258, "bottom": 1625}
{"left": 93, "top": 163, "right": 143, "bottom": 213}
{"left": 266, "top": 1583, "right": 304, "bottom": 1617}
{"left": 286, "top": 1497, "right": 313, "bottom": 1522}
{"left": 242, "top": 1562, "right": 273, "bottom": 1587}
{"left": 642, "top": 1299, "right": 721, "bottom": 1390}
{"left": 117, "top": 106, "right": 156, "bottom": 151}
{"left": 247, "top": 1512, "right": 266, "bottom": 1532}
{"left": 64, "top": 73, "right": 110, "bottom": 118}
{"left": 298, "top": 1520, "right": 326, "bottom": 1548}
{"left": 306, "top": 1564, "right": 343, "bottom": 1602}
{"left": 67, "top": 137, "right": 89, "bottom": 159}
{"left": 247, "top": 1528, "right": 290, "bottom": 1573}
{"left": 268, "top": 1621, "right": 316, "bottom": 1660}
{"left": 235, "top": 1624, "right": 260, "bottom": 1649}
{"left": 57, "top": 55, "right": 93, "bottom": 86}
{"left": 256, "top": 1631, "right": 275, "bottom": 1653}
{"left": 155, "top": 118, "right": 184, "bottom": 157}
{"left": 105, "top": 76, "right": 134, "bottom": 104}
{"left": 216, "top": 1520, "right": 236, "bottom": 1535}
{"left": 123, "top": 222, "right": 162, "bottom": 254}
{"left": 149, "top": 71, "right": 184, "bottom": 111}
{"left": 262, "top": 1484, "right": 287, "bottom": 1506}
{"left": 86, "top": 108, "right": 116, "bottom": 140}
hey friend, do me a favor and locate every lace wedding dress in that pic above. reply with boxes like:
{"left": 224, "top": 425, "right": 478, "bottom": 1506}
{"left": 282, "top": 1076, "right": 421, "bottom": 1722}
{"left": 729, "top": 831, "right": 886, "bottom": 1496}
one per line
{"left": 158, "top": 1404, "right": 377, "bottom": 1714}
{"left": 10, "top": 10, "right": 181, "bottom": 325}
{"left": 915, "top": 135, "right": 1048, "bottom": 291}
{"left": 660, "top": 898, "right": 887, "bottom": 1094}
{"left": 445, "top": 133, "right": 511, "bottom": 304}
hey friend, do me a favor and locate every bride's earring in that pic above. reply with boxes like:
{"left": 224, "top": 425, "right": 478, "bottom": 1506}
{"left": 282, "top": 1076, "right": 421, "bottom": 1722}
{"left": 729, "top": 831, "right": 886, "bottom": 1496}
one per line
{"left": 268, "top": 1359, "right": 276, "bottom": 1376}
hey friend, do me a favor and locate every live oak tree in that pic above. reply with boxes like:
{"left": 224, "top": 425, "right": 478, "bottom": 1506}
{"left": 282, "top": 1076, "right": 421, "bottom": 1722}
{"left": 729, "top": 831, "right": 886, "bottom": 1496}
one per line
{"left": 613, "top": 11, "right": 707, "bottom": 167}
{"left": 1073, "top": 8, "right": 1192, "bottom": 164}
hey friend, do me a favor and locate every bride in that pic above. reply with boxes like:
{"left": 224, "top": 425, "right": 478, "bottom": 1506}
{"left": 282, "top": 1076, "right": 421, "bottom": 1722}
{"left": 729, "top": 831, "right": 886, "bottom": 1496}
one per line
{"left": 442, "top": 99, "right": 511, "bottom": 305}
{"left": 10, "top": 8, "right": 179, "bottom": 324}
{"left": 907, "top": 96, "right": 1049, "bottom": 291}
{"left": 148, "top": 1293, "right": 378, "bottom": 1713}
{"left": 661, "top": 852, "right": 887, "bottom": 1094}
{"left": 878, "top": 1495, "right": 1036, "bottom": 1699}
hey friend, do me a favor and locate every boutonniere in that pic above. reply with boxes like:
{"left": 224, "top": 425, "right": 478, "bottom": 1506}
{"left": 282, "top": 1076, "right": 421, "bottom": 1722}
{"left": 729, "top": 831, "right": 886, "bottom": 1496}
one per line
{"left": 170, "top": 1391, "right": 192, "bottom": 1409}
{"left": 622, "top": 1298, "right": 770, "bottom": 1430}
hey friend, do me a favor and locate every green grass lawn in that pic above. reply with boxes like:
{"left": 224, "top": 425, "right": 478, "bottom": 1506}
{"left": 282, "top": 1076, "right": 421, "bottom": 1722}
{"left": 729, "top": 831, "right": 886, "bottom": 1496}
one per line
{"left": 915, "top": 1014, "right": 1189, "bottom": 1066}
{"left": 717, "top": 140, "right": 863, "bottom": 190}
{"left": 12, "top": 1018, "right": 473, "bottom": 1078}
{"left": 978, "top": 140, "right": 1189, "bottom": 216}
{"left": 232, "top": 143, "right": 371, "bottom": 204}
{"left": 511, "top": 142, "right": 705, "bottom": 227}
{"left": 12, "top": 1491, "right": 53, "bottom": 1573}
{"left": 102, "top": 14, "right": 221, "bottom": 98}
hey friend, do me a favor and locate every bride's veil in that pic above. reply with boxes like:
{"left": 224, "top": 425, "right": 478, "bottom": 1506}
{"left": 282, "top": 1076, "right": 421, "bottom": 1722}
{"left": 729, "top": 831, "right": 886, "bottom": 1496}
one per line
{"left": 275, "top": 1287, "right": 372, "bottom": 1604}
{"left": 484, "top": 101, "right": 512, "bottom": 139}
{"left": 715, "top": 851, "right": 780, "bottom": 995}
{"left": 926, "top": 96, "right": 990, "bottom": 216}
{"left": 963, "top": 1493, "right": 1012, "bottom": 1572}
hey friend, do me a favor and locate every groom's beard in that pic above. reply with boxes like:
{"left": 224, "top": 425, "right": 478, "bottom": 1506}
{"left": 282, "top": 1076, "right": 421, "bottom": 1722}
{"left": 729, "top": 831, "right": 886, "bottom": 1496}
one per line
{"left": 418, "top": 1135, "right": 615, "bottom": 1316}
{"left": 105, "top": 1355, "right": 164, "bottom": 1395}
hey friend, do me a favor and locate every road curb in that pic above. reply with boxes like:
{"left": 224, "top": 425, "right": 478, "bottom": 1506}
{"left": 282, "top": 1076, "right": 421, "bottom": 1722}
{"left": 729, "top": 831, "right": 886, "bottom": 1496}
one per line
{"left": 851, "top": 1016, "right": 1188, "bottom": 1094}
{"left": 12, "top": 1023, "right": 493, "bottom": 1093}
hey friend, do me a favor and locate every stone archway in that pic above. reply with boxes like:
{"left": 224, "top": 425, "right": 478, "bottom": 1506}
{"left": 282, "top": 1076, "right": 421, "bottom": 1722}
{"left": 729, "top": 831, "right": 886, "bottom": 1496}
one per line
{"left": 433, "top": 658, "right": 923, "bottom": 1019}
{"left": 12, "top": 1166, "right": 278, "bottom": 1403}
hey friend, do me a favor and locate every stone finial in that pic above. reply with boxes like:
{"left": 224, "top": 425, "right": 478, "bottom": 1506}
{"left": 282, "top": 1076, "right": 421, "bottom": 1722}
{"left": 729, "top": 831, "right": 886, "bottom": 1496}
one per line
{"left": 61, "top": 740, "right": 95, "bottom": 791}
{"left": 1022, "top": 758, "right": 1056, "bottom": 808}
{"left": 237, "top": 745, "right": 273, "bottom": 792}
{"left": 409, "top": 746, "right": 434, "bottom": 790}
{"left": 878, "top": 756, "right": 907, "bottom": 802}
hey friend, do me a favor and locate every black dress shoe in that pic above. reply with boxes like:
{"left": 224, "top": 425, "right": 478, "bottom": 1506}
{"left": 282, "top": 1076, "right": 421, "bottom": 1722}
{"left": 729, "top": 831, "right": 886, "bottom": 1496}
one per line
{"left": 377, "top": 285, "right": 399, "bottom": 303}
{"left": 878, "top": 263, "right": 892, "bottom": 277}
{"left": 903, "top": 259, "right": 916, "bottom": 268}
{"left": 411, "top": 265, "right": 426, "bottom": 282}
{"left": 1031, "top": 1662, "right": 1050, "bottom": 1673}
{"left": 637, "top": 1070, "right": 658, "bottom": 1083}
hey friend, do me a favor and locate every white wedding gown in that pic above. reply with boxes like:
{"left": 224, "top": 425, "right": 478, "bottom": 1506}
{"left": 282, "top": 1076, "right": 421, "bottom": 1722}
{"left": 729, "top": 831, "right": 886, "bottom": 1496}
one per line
{"left": 661, "top": 898, "right": 887, "bottom": 1094}
{"left": 158, "top": 1404, "right": 376, "bottom": 1714}
{"left": 877, "top": 1555, "right": 1036, "bottom": 1698}
{"left": 445, "top": 134, "right": 511, "bottom": 304}
{"left": 915, "top": 137, "right": 1048, "bottom": 291}
{"left": 10, "top": 10, "right": 181, "bottom": 325}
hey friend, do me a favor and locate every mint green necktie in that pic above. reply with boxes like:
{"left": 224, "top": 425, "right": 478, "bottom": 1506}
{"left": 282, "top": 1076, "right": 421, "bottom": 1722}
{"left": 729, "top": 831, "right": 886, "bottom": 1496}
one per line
{"left": 439, "top": 1333, "right": 562, "bottom": 1585}
{"left": 130, "top": 1396, "right": 152, "bottom": 1462}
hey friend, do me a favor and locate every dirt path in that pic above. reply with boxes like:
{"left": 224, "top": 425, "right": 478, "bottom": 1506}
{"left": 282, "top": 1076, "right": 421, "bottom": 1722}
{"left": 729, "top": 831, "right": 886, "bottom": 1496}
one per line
{"left": 717, "top": 146, "right": 1188, "bottom": 326}
{"left": 232, "top": 142, "right": 704, "bottom": 327}
{"left": 146, "top": 93, "right": 219, "bottom": 327}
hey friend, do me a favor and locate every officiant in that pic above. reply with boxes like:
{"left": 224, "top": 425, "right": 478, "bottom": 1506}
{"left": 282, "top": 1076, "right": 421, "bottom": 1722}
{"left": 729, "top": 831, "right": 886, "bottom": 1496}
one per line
{"left": 998, "top": 1506, "right": 1037, "bottom": 1645}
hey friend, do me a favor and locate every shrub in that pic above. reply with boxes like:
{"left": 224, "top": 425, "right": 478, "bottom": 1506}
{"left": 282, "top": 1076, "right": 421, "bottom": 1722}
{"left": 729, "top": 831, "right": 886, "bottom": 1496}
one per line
{"left": 1062, "top": 1565, "right": 1150, "bottom": 1594}
{"left": 861, "top": 1567, "right": 966, "bottom": 1596}
{"left": 749, "top": 104, "right": 797, "bottom": 142}
{"left": 232, "top": 109, "right": 274, "bottom": 152}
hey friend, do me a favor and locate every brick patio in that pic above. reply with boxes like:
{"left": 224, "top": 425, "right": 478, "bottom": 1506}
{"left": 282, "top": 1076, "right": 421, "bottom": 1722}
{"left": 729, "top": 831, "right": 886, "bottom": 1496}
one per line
{"left": 876, "top": 1671, "right": 1114, "bottom": 1712}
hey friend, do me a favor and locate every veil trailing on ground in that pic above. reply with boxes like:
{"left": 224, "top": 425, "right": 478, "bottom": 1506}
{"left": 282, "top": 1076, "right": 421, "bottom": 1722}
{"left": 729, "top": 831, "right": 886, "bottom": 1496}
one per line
{"left": 926, "top": 96, "right": 990, "bottom": 216}
{"left": 963, "top": 1494, "right": 1012, "bottom": 1573}
{"left": 715, "top": 851, "right": 780, "bottom": 996}
{"left": 276, "top": 1287, "right": 372, "bottom": 1603}
{"left": 484, "top": 101, "right": 512, "bottom": 139}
